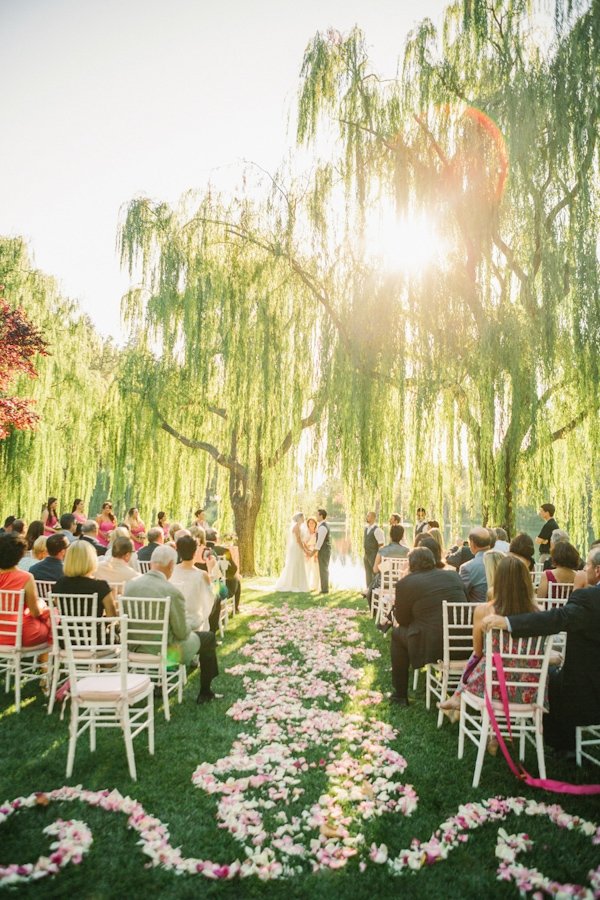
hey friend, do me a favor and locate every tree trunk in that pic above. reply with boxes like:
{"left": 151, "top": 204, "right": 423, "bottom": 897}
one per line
{"left": 229, "top": 465, "right": 263, "bottom": 576}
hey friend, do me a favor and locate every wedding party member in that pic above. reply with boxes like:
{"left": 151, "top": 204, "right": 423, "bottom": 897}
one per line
{"left": 173, "top": 535, "right": 219, "bottom": 633}
{"left": 53, "top": 541, "right": 117, "bottom": 617}
{"left": 193, "top": 509, "right": 217, "bottom": 543}
{"left": 96, "top": 501, "right": 117, "bottom": 547}
{"left": 414, "top": 507, "right": 428, "bottom": 537}
{"left": 29, "top": 534, "right": 69, "bottom": 583}
{"left": 302, "top": 517, "right": 320, "bottom": 591}
{"left": 275, "top": 513, "right": 310, "bottom": 593}
{"left": 125, "top": 507, "right": 147, "bottom": 551}
{"left": 439, "top": 555, "right": 540, "bottom": 721}
{"left": 458, "top": 527, "right": 492, "bottom": 601}
{"left": 315, "top": 509, "right": 332, "bottom": 595}
{"left": 137, "top": 526, "right": 164, "bottom": 561}
{"left": 71, "top": 499, "right": 87, "bottom": 526}
{"left": 18, "top": 536, "right": 48, "bottom": 572}
{"left": 97, "top": 536, "right": 139, "bottom": 584}
{"left": 78, "top": 520, "right": 107, "bottom": 556}
{"left": 42, "top": 497, "right": 59, "bottom": 536}
{"left": 536, "top": 503, "right": 559, "bottom": 562}
{"left": 536, "top": 540, "right": 579, "bottom": 599}
{"left": 125, "top": 545, "right": 219, "bottom": 703}
{"left": 157, "top": 511, "right": 170, "bottom": 540}
{"left": 390, "top": 547, "right": 466, "bottom": 707}
{"left": 363, "top": 511, "right": 384, "bottom": 591}
{"left": 482, "top": 546, "right": 600, "bottom": 751}
{"left": 0, "top": 534, "right": 51, "bottom": 648}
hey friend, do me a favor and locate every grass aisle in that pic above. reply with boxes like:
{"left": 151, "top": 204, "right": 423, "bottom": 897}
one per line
{"left": 1, "top": 586, "right": 599, "bottom": 898}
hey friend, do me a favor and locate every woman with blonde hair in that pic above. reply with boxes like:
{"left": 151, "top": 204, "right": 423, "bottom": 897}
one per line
{"left": 53, "top": 540, "right": 117, "bottom": 616}
{"left": 483, "top": 549, "right": 506, "bottom": 602}
{"left": 19, "top": 535, "right": 48, "bottom": 572}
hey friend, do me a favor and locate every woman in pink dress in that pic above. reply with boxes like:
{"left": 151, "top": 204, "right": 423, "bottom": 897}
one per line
{"left": 157, "top": 511, "right": 170, "bottom": 541}
{"left": 0, "top": 534, "right": 51, "bottom": 648}
{"left": 42, "top": 497, "right": 59, "bottom": 536}
{"left": 95, "top": 501, "right": 117, "bottom": 548}
{"left": 125, "top": 507, "right": 146, "bottom": 551}
{"left": 71, "top": 498, "right": 87, "bottom": 526}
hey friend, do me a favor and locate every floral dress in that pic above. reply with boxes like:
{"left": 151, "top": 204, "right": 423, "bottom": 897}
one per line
{"left": 455, "top": 630, "right": 546, "bottom": 705}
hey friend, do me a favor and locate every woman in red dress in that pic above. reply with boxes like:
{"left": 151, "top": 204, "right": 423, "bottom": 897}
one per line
{"left": 0, "top": 533, "right": 51, "bottom": 647}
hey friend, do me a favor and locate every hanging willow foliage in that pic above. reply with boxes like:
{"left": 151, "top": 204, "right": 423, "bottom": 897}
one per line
{"left": 118, "top": 186, "right": 330, "bottom": 574}
{"left": 293, "top": 0, "right": 599, "bottom": 540}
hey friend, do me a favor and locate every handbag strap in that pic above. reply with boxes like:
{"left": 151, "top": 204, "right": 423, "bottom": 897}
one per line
{"left": 484, "top": 648, "right": 600, "bottom": 795}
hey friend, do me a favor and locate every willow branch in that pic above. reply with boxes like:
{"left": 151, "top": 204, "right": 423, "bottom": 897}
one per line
{"left": 265, "top": 391, "right": 326, "bottom": 470}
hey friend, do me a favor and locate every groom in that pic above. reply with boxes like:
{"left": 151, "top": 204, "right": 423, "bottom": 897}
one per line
{"left": 313, "top": 508, "right": 331, "bottom": 594}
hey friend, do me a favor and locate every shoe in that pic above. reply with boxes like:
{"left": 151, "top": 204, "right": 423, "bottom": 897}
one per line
{"left": 319, "top": 591, "right": 329, "bottom": 595}
{"left": 197, "top": 690, "right": 223, "bottom": 704}
{"left": 377, "top": 622, "right": 392, "bottom": 634}
{"left": 486, "top": 737, "right": 499, "bottom": 756}
{"left": 389, "top": 695, "right": 409, "bottom": 707}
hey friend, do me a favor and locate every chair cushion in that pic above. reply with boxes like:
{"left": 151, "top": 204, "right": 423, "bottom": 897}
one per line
{"left": 128, "top": 651, "right": 162, "bottom": 664}
{"left": 0, "top": 642, "right": 49, "bottom": 656}
{"left": 74, "top": 673, "right": 151, "bottom": 701}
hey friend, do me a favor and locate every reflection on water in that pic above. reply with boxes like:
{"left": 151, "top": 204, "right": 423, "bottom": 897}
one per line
{"left": 329, "top": 555, "right": 363, "bottom": 591}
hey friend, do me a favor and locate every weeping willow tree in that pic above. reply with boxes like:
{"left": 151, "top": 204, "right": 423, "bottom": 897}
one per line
{"left": 293, "top": 0, "right": 600, "bottom": 537}
{"left": 119, "top": 192, "right": 329, "bottom": 574}
{"left": 0, "top": 237, "right": 119, "bottom": 519}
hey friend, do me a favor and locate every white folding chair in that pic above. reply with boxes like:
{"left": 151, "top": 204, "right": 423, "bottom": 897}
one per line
{"left": 426, "top": 600, "right": 479, "bottom": 725}
{"left": 138, "top": 561, "right": 152, "bottom": 575}
{"left": 372, "top": 557, "right": 408, "bottom": 626}
{"left": 0, "top": 590, "right": 50, "bottom": 712}
{"left": 34, "top": 580, "right": 54, "bottom": 601}
{"left": 119, "top": 596, "right": 186, "bottom": 721}
{"left": 458, "top": 628, "right": 554, "bottom": 787}
{"left": 60, "top": 613, "right": 153, "bottom": 780}
{"left": 532, "top": 563, "right": 545, "bottom": 587}
{"left": 538, "top": 585, "right": 572, "bottom": 654}
{"left": 575, "top": 725, "right": 600, "bottom": 767}
{"left": 46, "top": 593, "right": 117, "bottom": 715}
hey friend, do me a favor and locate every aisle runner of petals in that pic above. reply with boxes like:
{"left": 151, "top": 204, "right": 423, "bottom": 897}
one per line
{"left": 1, "top": 605, "right": 599, "bottom": 893}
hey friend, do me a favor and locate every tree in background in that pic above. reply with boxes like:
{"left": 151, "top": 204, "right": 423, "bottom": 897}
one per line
{"left": 0, "top": 284, "right": 47, "bottom": 438}
{"left": 294, "top": 0, "right": 600, "bottom": 538}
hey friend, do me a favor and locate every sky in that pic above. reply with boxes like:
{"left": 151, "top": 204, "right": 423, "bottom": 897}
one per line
{"left": 1, "top": 0, "right": 448, "bottom": 339}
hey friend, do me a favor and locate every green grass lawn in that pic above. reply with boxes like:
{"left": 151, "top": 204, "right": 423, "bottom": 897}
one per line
{"left": 1, "top": 586, "right": 598, "bottom": 898}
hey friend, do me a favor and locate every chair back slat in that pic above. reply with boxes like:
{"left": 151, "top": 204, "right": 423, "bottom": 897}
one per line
{"left": 35, "top": 580, "right": 54, "bottom": 600}
{"left": 119, "top": 596, "right": 170, "bottom": 656}
{"left": 380, "top": 557, "right": 409, "bottom": 593}
{"left": 50, "top": 593, "right": 99, "bottom": 617}
{"left": 547, "top": 581, "right": 574, "bottom": 602}
{"left": 0, "top": 590, "right": 25, "bottom": 646}
{"left": 138, "top": 561, "right": 152, "bottom": 574}
{"left": 442, "top": 601, "right": 479, "bottom": 663}
{"left": 60, "top": 614, "right": 127, "bottom": 693}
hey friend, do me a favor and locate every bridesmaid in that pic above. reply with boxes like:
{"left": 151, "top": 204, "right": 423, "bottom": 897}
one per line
{"left": 71, "top": 498, "right": 87, "bottom": 526}
{"left": 157, "top": 511, "right": 170, "bottom": 541}
{"left": 42, "top": 497, "right": 59, "bottom": 536}
{"left": 96, "top": 501, "right": 117, "bottom": 547}
{"left": 125, "top": 507, "right": 147, "bottom": 551}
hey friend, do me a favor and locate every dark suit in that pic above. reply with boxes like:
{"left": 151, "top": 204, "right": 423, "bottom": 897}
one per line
{"left": 391, "top": 568, "right": 467, "bottom": 698}
{"left": 79, "top": 535, "right": 106, "bottom": 556}
{"left": 508, "top": 587, "right": 600, "bottom": 749}
{"left": 137, "top": 541, "right": 161, "bottom": 562}
{"left": 29, "top": 556, "right": 64, "bottom": 583}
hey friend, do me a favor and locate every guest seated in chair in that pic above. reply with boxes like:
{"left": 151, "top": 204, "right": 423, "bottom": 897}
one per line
{"left": 124, "top": 545, "right": 219, "bottom": 703}
{"left": 367, "top": 524, "right": 409, "bottom": 610}
{"left": 137, "top": 526, "right": 164, "bottom": 561}
{"left": 29, "top": 533, "right": 69, "bottom": 584}
{"left": 97, "top": 536, "right": 140, "bottom": 585}
{"left": 536, "top": 540, "right": 579, "bottom": 599}
{"left": 482, "top": 546, "right": 600, "bottom": 751}
{"left": 0, "top": 533, "right": 52, "bottom": 648}
{"left": 53, "top": 540, "right": 117, "bottom": 617}
{"left": 389, "top": 547, "right": 466, "bottom": 707}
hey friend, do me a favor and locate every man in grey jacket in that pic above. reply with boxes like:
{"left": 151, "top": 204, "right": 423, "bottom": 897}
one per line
{"left": 458, "top": 527, "right": 491, "bottom": 602}
{"left": 124, "top": 545, "right": 219, "bottom": 703}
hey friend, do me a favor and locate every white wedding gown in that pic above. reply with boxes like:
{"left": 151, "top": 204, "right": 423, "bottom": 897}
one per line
{"left": 275, "top": 522, "right": 309, "bottom": 592}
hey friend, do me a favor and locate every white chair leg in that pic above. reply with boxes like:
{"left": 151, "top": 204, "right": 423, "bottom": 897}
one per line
{"left": 47, "top": 654, "right": 60, "bottom": 714}
{"left": 519, "top": 724, "right": 526, "bottom": 761}
{"left": 162, "top": 674, "right": 171, "bottom": 722}
{"left": 148, "top": 692, "right": 155, "bottom": 755}
{"left": 122, "top": 707, "right": 137, "bottom": 781}
{"left": 536, "top": 715, "right": 546, "bottom": 779}
{"left": 472, "top": 711, "right": 489, "bottom": 788}
{"left": 177, "top": 665, "right": 184, "bottom": 703}
{"left": 437, "top": 669, "right": 448, "bottom": 728}
{"left": 575, "top": 727, "right": 582, "bottom": 767}
{"left": 90, "top": 709, "right": 96, "bottom": 752}
{"left": 413, "top": 668, "right": 420, "bottom": 693}
{"left": 66, "top": 704, "right": 78, "bottom": 777}
{"left": 14, "top": 658, "right": 21, "bottom": 712}
{"left": 458, "top": 704, "right": 466, "bottom": 759}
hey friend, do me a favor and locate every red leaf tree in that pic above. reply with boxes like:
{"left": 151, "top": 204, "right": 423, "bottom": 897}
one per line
{"left": 0, "top": 285, "right": 48, "bottom": 439}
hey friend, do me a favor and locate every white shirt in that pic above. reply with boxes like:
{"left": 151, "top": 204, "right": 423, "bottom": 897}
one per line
{"left": 315, "top": 521, "right": 328, "bottom": 551}
{"left": 494, "top": 540, "right": 510, "bottom": 553}
{"left": 96, "top": 556, "right": 140, "bottom": 584}
{"left": 172, "top": 564, "right": 214, "bottom": 631}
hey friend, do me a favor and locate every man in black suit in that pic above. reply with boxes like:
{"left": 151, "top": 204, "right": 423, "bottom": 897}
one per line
{"left": 137, "top": 527, "right": 164, "bottom": 561}
{"left": 314, "top": 508, "right": 331, "bottom": 594}
{"left": 29, "top": 533, "right": 68, "bottom": 582}
{"left": 390, "top": 547, "right": 467, "bottom": 707}
{"left": 79, "top": 520, "right": 107, "bottom": 556}
{"left": 483, "top": 546, "right": 600, "bottom": 750}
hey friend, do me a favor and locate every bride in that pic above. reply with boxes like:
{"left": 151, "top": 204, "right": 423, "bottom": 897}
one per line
{"left": 275, "top": 512, "right": 310, "bottom": 592}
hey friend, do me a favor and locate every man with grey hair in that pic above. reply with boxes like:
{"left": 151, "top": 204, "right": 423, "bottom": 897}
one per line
{"left": 458, "top": 527, "right": 491, "bottom": 601}
{"left": 125, "top": 544, "right": 219, "bottom": 703}
{"left": 542, "top": 528, "right": 574, "bottom": 571}
{"left": 137, "top": 526, "right": 164, "bottom": 561}
{"left": 483, "top": 545, "right": 600, "bottom": 751}
{"left": 97, "top": 536, "right": 139, "bottom": 583}
{"left": 493, "top": 527, "right": 510, "bottom": 553}
{"left": 79, "top": 520, "right": 107, "bottom": 556}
